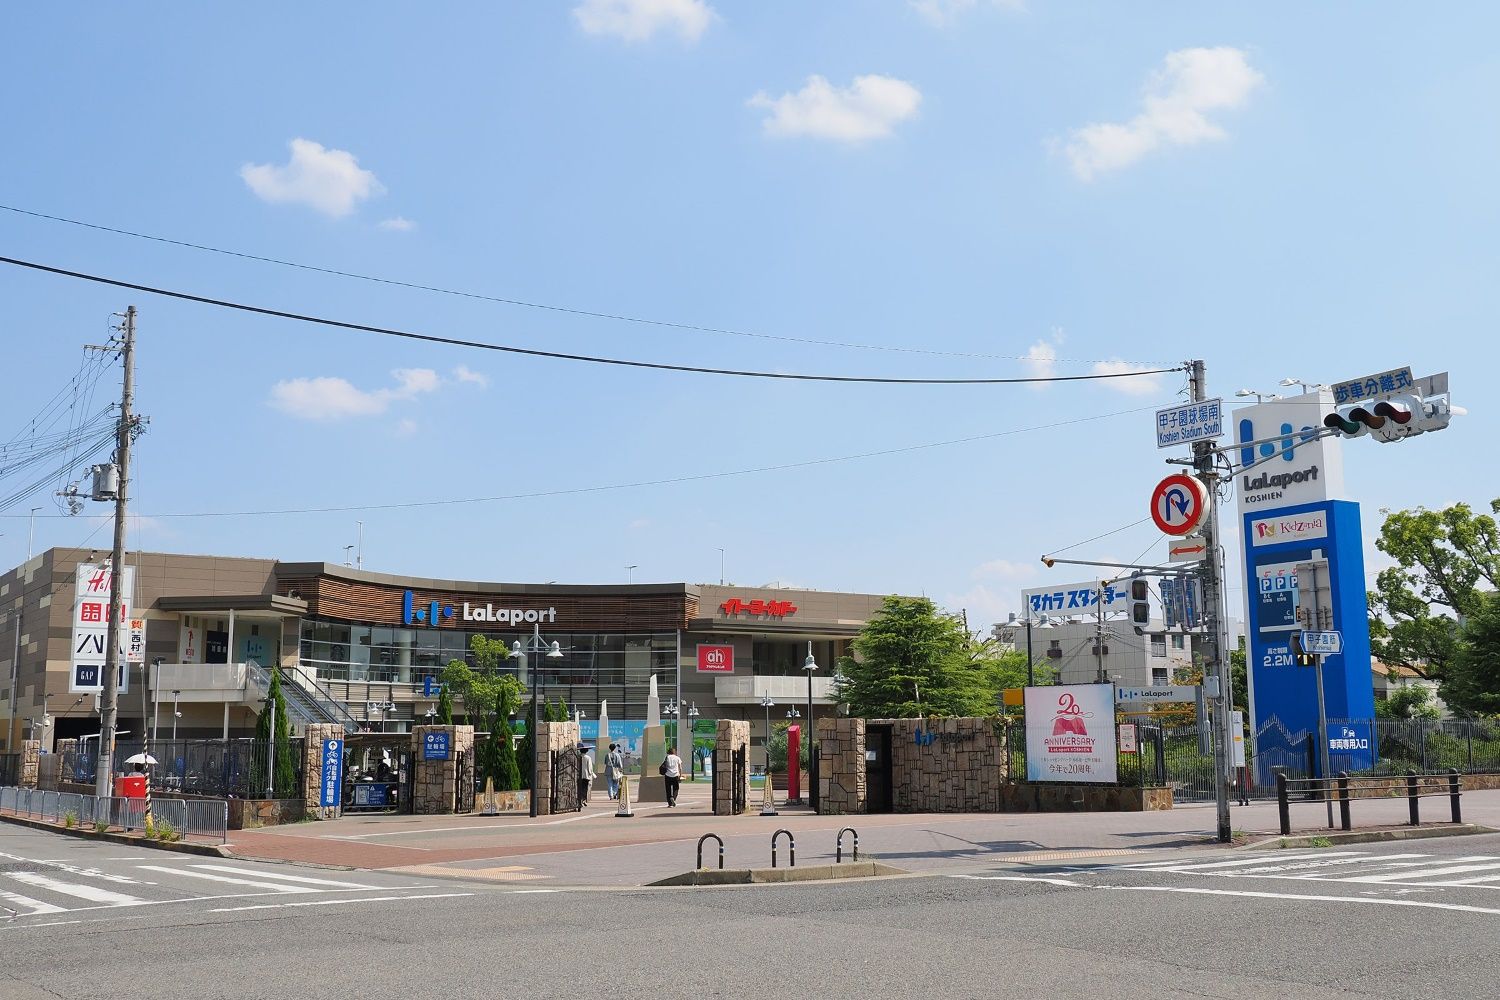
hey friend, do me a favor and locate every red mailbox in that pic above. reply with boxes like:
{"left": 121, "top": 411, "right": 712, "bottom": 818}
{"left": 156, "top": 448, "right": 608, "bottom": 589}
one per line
{"left": 113, "top": 775, "right": 147, "bottom": 798}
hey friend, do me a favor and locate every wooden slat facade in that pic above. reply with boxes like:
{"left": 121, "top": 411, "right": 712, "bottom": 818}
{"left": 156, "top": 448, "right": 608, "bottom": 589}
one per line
{"left": 276, "top": 574, "right": 697, "bottom": 632}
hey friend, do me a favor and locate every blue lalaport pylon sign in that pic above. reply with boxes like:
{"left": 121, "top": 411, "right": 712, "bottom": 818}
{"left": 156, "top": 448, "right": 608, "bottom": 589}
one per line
{"left": 1233, "top": 392, "right": 1376, "bottom": 784}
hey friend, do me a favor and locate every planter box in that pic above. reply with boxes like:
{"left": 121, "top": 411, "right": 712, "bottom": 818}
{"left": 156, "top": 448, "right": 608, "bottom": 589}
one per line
{"left": 227, "top": 798, "right": 305, "bottom": 829}
{"left": 1000, "top": 783, "right": 1173, "bottom": 813}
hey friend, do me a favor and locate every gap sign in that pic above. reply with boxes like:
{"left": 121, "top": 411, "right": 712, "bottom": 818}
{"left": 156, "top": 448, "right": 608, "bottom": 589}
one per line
{"left": 423, "top": 731, "right": 451, "bottom": 760}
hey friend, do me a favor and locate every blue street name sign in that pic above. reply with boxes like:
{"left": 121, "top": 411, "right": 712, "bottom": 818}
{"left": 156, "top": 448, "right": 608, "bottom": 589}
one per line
{"left": 319, "top": 739, "right": 343, "bottom": 808}
{"left": 423, "top": 731, "right": 451, "bottom": 761}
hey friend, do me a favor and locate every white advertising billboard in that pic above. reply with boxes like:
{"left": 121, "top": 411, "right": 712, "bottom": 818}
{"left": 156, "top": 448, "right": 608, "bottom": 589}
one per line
{"left": 1024, "top": 684, "right": 1118, "bottom": 784}
{"left": 69, "top": 562, "right": 137, "bottom": 694}
{"left": 1231, "top": 392, "right": 1346, "bottom": 517}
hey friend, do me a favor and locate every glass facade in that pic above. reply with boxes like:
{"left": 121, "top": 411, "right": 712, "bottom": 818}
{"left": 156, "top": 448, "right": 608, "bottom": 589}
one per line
{"left": 299, "top": 619, "right": 679, "bottom": 722}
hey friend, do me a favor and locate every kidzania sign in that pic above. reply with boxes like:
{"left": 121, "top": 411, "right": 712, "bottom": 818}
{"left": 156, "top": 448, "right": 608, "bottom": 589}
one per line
{"left": 402, "top": 590, "right": 557, "bottom": 627}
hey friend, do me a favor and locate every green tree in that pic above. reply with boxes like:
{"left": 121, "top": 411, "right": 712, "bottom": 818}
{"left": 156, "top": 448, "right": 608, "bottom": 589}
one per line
{"left": 1443, "top": 591, "right": 1500, "bottom": 716}
{"left": 838, "top": 596, "right": 1007, "bottom": 718}
{"left": 253, "top": 663, "right": 296, "bottom": 798}
{"left": 436, "top": 684, "right": 454, "bottom": 726}
{"left": 439, "top": 636, "right": 523, "bottom": 787}
{"left": 1368, "top": 500, "right": 1500, "bottom": 688}
{"left": 1374, "top": 675, "right": 1443, "bottom": 720}
{"left": 518, "top": 695, "right": 536, "bottom": 790}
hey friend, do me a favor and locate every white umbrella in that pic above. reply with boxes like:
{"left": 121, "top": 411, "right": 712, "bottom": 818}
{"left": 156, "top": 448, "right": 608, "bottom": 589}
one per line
{"left": 123, "top": 753, "right": 158, "bottom": 765}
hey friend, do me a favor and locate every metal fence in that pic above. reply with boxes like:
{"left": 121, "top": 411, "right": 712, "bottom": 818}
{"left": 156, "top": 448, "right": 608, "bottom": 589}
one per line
{"left": 0, "top": 785, "right": 227, "bottom": 842}
{"left": 65, "top": 738, "right": 306, "bottom": 799}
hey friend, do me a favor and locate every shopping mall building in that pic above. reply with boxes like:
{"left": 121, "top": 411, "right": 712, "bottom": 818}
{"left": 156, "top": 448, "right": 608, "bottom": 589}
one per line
{"left": 0, "top": 548, "right": 887, "bottom": 755}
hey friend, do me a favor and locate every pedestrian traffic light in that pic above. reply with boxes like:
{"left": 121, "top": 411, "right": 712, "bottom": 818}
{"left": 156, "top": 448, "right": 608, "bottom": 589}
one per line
{"left": 1289, "top": 632, "right": 1317, "bottom": 667}
{"left": 1129, "top": 575, "right": 1151, "bottom": 628}
{"left": 1324, "top": 393, "right": 1452, "bottom": 443}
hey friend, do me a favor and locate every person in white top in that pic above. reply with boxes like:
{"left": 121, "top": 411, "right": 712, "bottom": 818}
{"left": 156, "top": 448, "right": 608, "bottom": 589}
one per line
{"left": 662, "top": 747, "right": 683, "bottom": 807}
{"left": 578, "top": 746, "right": 595, "bottom": 805}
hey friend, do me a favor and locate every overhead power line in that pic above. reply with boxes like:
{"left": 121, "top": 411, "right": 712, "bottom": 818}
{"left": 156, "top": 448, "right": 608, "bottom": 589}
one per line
{"left": 1, "top": 401, "right": 1169, "bottom": 520}
{"left": 0, "top": 256, "right": 1184, "bottom": 386}
{"left": 0, "top": 203, "right": 1171, "bottom": 366}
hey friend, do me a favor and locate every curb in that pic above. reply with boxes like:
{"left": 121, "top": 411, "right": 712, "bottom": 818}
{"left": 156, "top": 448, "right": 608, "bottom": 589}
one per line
{"left": 1245, "top": 823, "right": 1498, "bottom": 851}
{"left": 0, "top": 811, "right": 230, "bottom": 857}
{"left": 648, "top": 861, "right": 907, "bottom": 886}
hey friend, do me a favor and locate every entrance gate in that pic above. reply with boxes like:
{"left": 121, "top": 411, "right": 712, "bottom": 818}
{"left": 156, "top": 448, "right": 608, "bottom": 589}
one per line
{"left": 550, "top": 749, "right": 581, "bottom": 813}
{"left": 732, "top": 746, "right": 747, "bottom": 813}
{"left": 454, "top": 750, "right": 475, "bottom": 813}
{"left": 342, "top": 734, "right": 414, "bottom": 814}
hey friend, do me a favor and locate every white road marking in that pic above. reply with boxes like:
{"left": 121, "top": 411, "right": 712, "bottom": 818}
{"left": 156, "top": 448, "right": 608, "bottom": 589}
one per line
{"left": 7, "top": 872, "right": 142, "bottom": 906}
{"left": 0, "top": 851, "right": 143, "bottom": 884}
{"left": 0, "top": 888, "right": 66, "bottom": 916}
{"left": 1222, "top": 854, "right": 1430, "bottom": 876}
{"left": 1120, "top": 852, "right": 1366, "bottom": 872}
{"left": 189, "top": 865, "right": 376, "bottom": 889}
{"left": 135, "top": 866, "right": 315, "bottom": 893}
{"left": 1346, "top": 861, "right": 1500, "bottom": 883}
{"left": 951, "top": 875, "right": 1090, "bottom": 888}
{"left": 1126, "top": 884, "right": 1500, "bottom": 916}
{"left": 208, "top": 892, "right": 473, "bottom": 913}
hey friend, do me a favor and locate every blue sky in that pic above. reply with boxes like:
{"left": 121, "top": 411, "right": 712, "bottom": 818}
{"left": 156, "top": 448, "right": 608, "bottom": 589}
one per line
{"left": 1, "top": 2, "right": 1495, "bottom": 630}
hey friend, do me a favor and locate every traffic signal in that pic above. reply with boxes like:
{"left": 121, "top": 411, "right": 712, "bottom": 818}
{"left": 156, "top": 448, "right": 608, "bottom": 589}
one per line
{"left": 1324, "top": 393, "right": 1451, "bottom": 443}
{"left": 1289, "top": 632, "right": 1317, "bottom": 667}
{"left": 1129, "top": 575, "right": 1151, "bottom": 628}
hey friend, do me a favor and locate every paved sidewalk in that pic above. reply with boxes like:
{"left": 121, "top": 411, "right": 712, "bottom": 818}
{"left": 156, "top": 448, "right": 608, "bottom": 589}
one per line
{"left": 221, "top": 783, "right": 1500, "bottom": 887}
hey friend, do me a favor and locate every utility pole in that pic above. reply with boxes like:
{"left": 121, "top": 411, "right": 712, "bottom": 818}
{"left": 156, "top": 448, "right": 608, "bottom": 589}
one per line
{"left": 1094, "top": 585, "right": 1106, "bottom": 684}
{"left": 1188, "top": 359, "right": 1234, "bottom": 844}
{"left": 95, "top": 306, "right": 135, "bottom": 799}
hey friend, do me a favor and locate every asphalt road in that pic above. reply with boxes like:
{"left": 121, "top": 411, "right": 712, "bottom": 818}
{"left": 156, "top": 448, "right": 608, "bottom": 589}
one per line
{"left": 4, "top": 822, "right": 1499, "bottom": 999}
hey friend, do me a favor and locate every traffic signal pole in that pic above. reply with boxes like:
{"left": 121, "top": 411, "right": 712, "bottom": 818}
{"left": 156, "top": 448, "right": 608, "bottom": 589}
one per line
{"left": 1188, "top": 359, "right": 1234, "bottom": 844}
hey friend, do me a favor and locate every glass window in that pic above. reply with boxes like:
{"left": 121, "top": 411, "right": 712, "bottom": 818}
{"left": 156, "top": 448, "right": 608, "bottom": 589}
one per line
{"left": 1171, "top": 634, "right": 1186, "bottom": 650}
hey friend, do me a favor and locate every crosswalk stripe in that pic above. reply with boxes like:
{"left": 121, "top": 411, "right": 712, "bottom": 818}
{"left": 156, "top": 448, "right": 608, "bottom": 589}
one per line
{"left": 191, "top": 865, "right": 376, "bottom": 889}
{"left": 1225, "top": 854, "right": 1431, "bottom": 876}
{"left": 1347, "top": 861, "right": 1500, "bottom": 884}
{"left": 135, "top": 865, "right": 314, "bottom": 894}
{"left": 0, "top": 888, "right": 67, "bottom": 916}
{"left": 1120, "top": 853, "right": 1365, "bottom": 872}
{"left": 7, "top": 872, "right": 143, "bottom": 906}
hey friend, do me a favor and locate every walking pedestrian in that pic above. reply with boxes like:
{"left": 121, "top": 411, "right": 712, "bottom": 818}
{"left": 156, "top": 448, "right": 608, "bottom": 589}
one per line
{"left": 607, "top": 743, "right": 623, "bottom": 800}
{"left": 662, "top": 744, "right": 682, "bottom": 808}
{"left": 578, "top": 744, "right": 594, "bottom": 805}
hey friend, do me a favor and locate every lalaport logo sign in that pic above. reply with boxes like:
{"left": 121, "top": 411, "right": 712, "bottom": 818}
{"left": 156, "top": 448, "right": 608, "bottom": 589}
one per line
{"left": 402, "top": 590, "right": 558, "bottom": 627}
{"left": 1232, "top": 396, "right": 1345, "bottom": 515}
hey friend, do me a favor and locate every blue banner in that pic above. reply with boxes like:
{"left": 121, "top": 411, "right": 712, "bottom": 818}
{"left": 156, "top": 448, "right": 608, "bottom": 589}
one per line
{"left": 319, "top": 739, "right": 343, "bottom": 808}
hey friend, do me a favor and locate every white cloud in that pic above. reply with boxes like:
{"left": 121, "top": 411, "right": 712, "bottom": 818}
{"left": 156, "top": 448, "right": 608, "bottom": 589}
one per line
{"left": 573, "top": 0, "right": 714, "bottom": 43}
{"left": 378, "top": 216, "right": 416, "bottom": 232}
{"left": 395, "top": 418, "right": 419, "bottom": 438}
{"left": 749, "top": 74, "right": 922, "bottom": 143}
{"left": 909, "top": 0, "right": 1025, "bottom": 26}
{"left": 241, "top": 138, "right": 385, "bottom": 217}
{"left": 628, "top": 517, "right": 651, "bottom": 531}
{"left": 1063, "top": 46, "right": 1264, "bottom": 181}
{"left": 452, "top": 365, "right": 489, "bottom": 388}
{"left": 1021, "top": 328, "right": 1065, "bottom": 386}
{"left": 972, "top": 558, "right": 1033, "bottom": 582}
{"left": 269, "top": 367, "right": 441, "bottom": 420}
{"left": 1090, "top": 359, "right": 1167, "bottom": 395}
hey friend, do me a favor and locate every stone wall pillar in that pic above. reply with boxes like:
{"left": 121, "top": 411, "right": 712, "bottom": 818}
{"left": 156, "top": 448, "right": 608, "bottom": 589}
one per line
{"left": 412, "top": 725, "right": 476, "bottom": 815}
{"left": 532, "top": 720, "right": 580, "bottom": 816}
{"left": 816, "top": 718, "right": 866, "bottom": 815}
{"left": 887, "top": 717, "right": 1002, "bottom": 813}
{"left": 20, "top": 740, "right": 39, "bottom": 788}
{"left": 302, "top": 724, "right": 345, "bottom": 816}
{"left": 712, "top": 720, "right": 750, "bottom": 816}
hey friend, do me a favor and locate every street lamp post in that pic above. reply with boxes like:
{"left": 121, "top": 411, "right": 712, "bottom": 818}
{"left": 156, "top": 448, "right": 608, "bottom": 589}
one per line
{"left": 784, "top": 706, "right": 800, "bottom": 804}
{"left": 759, "top": 694, "right": 775, "bottom": 775}
{"left": 172, "top": 690, "right": 180, "bottom": 742}
{"left": 511, "top": 624, "right": 564, "bottom": 819}
{"left": 803, "top": 641, "right": 818, "bottom": 811}
{"left": 687, "top": 702, "right": 700, "bottom": 779}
